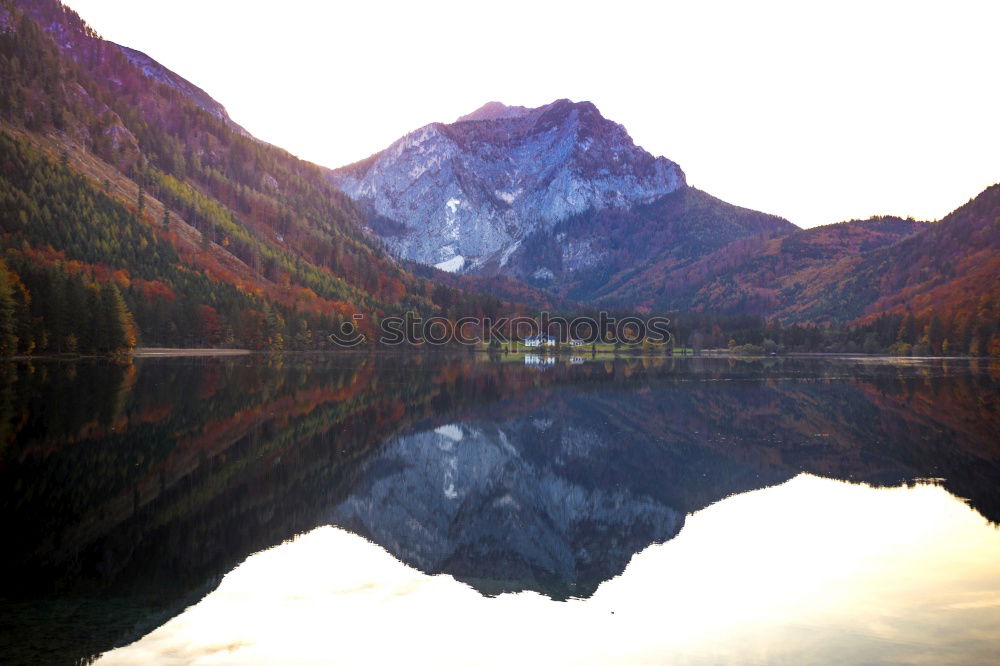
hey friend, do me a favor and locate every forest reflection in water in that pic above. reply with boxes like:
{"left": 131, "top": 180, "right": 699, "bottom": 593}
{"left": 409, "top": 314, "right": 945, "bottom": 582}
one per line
{"left": 0, "top": 353, "right": 997, "bottom": 665}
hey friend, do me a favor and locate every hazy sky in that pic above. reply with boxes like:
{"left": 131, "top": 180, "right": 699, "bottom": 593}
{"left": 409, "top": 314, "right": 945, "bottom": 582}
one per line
{"left": 64, "top": 0, "right": 999, "bottom": 228}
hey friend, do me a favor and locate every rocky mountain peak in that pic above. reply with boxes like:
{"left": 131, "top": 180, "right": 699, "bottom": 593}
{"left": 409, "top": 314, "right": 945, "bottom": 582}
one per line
{"left": 456, "top": 101, "right": 532, "bottom": 123}
{"left": 331, "top": 98, "right": 686, "bottom": 273}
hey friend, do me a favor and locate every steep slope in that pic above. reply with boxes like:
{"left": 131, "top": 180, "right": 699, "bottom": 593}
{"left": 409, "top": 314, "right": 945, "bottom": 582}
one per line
{"left": 115, "top": 44, "right": 247, "bottom": 134}
{"left": 6, "top": 0, "right": 242, "bottom": 133}
{"left": 331, "top": 99, "right": 693, "bottom": 273}
{"left": 0, "top": 0, "right": 525, "bottom": 352}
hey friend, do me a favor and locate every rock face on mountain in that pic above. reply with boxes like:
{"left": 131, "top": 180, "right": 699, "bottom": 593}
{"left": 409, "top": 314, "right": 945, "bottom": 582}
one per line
{"left": 331, "top": 99, "right": 687, "bottom": 273}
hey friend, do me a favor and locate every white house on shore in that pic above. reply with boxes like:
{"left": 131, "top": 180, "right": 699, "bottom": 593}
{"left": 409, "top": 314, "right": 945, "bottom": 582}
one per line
{"left": 523, "top": 335, "right": 557, "bottom": 348}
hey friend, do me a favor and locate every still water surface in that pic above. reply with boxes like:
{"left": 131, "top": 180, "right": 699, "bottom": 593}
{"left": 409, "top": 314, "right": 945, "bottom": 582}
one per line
{"left": 1, "top": 354, "right": 998, "bottom": 664}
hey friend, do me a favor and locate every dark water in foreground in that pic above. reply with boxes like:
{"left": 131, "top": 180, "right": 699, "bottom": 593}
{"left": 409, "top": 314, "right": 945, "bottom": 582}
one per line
{"left": 0, "top": 354, "right": 998, "bottom": 665}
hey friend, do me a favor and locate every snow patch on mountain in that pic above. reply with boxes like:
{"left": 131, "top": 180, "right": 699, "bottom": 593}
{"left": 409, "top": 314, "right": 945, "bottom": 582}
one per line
{"left": 435, "top": 256, "right": 465, "bottom": 273}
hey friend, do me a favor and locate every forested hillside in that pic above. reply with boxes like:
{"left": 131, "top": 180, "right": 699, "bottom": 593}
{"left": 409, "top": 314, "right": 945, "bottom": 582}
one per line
{"left": 506, "top": 186, "right": 795, "bottom": 303}
{"left": 0, "top": 0, "right": 513, "bottom": 354}
{"left": 637, "top": 187, "right": 1000, "bottom": 355}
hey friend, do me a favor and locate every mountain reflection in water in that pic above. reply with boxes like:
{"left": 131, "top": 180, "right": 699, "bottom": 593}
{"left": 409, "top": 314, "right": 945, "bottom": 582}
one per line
{"left": 0, "top": 354, "right": 998, "bottom": 665}
{"left": 100, "top": 476, "right": 1000, "bottom": 666}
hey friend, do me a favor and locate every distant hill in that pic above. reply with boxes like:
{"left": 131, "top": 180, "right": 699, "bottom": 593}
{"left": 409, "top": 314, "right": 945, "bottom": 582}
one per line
{"left": 633, "top": 214, "right": 930, "bottom": 318}
{"left": 640, "top": 186, "right": 998, "bottom": 331}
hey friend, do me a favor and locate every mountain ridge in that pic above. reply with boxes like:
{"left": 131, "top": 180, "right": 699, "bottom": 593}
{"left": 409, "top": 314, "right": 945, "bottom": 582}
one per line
{"left": 114, "top": 43, "right": 248, "bottom": 134}
{"left": 330, "top": 98, "right": 693, "bottom": 273}
{"left": 639, "top": 186, "right": 998, "bottom": 327}
{"left": 331, "top": 95, "right": 996, "bottom": 335}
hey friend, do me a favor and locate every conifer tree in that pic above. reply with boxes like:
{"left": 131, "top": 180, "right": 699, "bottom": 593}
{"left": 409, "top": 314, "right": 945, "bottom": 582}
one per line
{"left": 98, "top": 282, "right": 132, "bottom": 353}
{"left": 0, "top": 261, "right": 19, "bottom": 355}
{"left": 897, "top": 312, "right": 917, "bottom": 344}
{"left": 264, "top": 305, "right": 285, "bottom": 351}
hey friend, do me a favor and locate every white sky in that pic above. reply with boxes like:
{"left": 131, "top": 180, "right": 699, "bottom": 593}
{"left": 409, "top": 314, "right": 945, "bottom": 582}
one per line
{"left": 64, "top": 0, "right": 999, "bottom": 228}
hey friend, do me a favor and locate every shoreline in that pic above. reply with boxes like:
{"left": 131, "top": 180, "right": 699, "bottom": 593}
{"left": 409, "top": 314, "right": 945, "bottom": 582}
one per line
{"left": 131, "top": 348, "right": 253, "bottom": 358}
{"left": 2, "top": 348, "right": 995, "bottom": 361}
